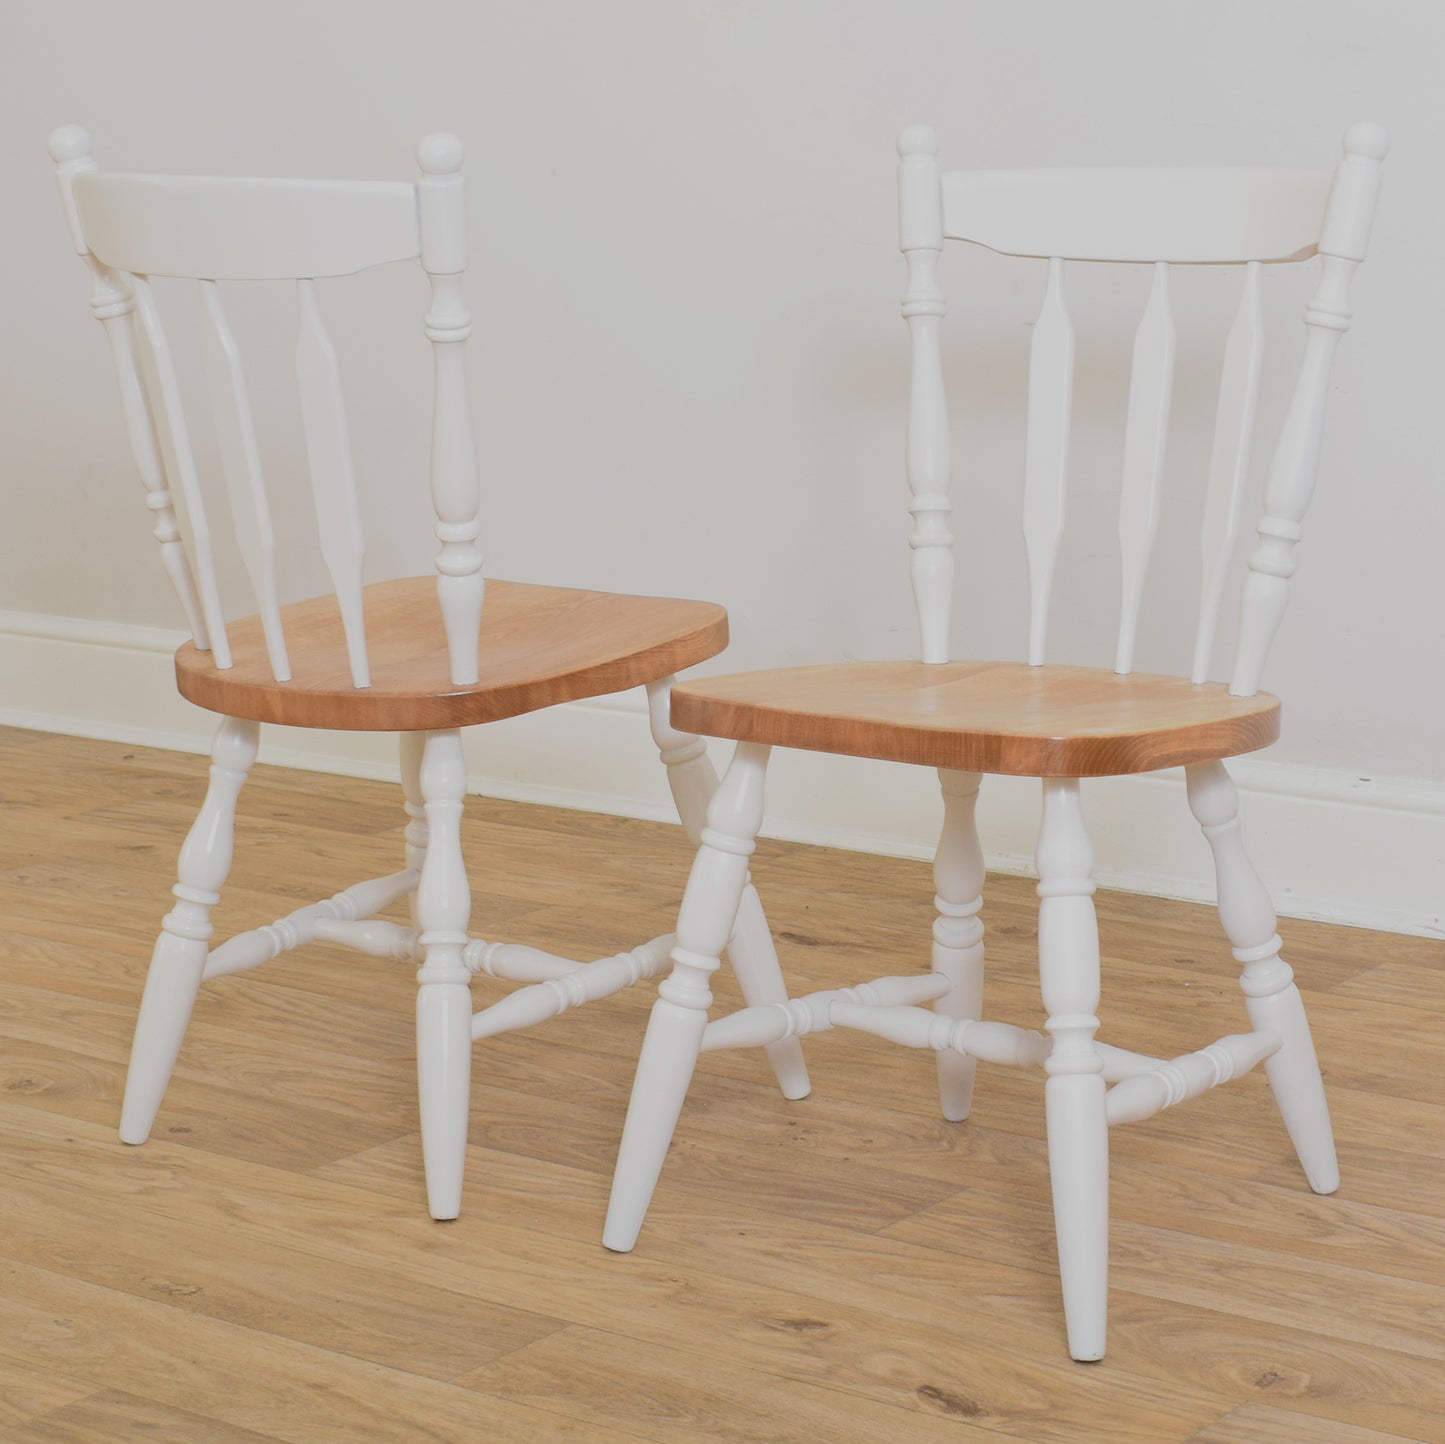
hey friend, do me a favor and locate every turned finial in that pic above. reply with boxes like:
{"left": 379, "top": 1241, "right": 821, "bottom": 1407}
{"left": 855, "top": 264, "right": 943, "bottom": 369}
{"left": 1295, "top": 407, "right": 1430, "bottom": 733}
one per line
{"left": 48, "top": 124, "right": 93, "bottom": 164}
{"left": 1342, "top": 121, "right": 1389, "bottom": 162}
{"left": 897, "top": 124, "right": 938, "bottom": 160}
{"left": 417, "top": 132, "right": 463, "bottom": 176}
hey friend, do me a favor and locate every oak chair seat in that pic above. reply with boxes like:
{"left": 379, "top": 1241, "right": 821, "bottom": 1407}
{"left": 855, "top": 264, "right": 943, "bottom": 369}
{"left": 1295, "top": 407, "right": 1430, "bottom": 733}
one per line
{"left": 672, "top": 661, "right": 1279, "bottom": 777}
{"left": 176, "top": 576, "right": 729, "bottom": 731}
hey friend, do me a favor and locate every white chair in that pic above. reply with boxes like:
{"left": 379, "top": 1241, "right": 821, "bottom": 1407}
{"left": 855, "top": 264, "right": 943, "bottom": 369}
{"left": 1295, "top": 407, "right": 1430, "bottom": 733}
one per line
{"left": 47, "top": 125, "right": 807, "bottom": 1220}
{"left": 604, "top": 123, "right": 1388, "bottom": 1360}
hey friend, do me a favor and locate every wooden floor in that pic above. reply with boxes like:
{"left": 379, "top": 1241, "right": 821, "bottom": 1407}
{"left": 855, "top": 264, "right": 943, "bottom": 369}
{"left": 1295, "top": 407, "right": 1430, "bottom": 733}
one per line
{"left": 0, "top": 724, "right": 1441, "bottom": 1443}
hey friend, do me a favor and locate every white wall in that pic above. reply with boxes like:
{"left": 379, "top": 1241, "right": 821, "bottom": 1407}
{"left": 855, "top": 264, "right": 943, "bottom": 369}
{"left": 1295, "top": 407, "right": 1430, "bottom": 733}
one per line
{"left": 2, "top": 1, "right": 1442, "bottom": 934}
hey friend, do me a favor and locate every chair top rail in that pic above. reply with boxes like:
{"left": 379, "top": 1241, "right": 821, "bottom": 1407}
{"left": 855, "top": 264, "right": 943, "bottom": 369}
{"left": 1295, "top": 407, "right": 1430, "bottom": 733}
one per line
{"left": 73, "top": 171, "right": 420, "bottom": 280}
{"left": 941, "top": 166, "right": 1332, "bottom": 265}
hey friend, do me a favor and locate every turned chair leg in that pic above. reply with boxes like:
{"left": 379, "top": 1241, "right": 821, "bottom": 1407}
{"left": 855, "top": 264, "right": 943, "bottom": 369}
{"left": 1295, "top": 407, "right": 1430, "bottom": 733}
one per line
{"left": 1037, "top": 778, "right": 1109, "bottom": 1362}
{"left": 121, "top": 715, "right": 259, "bottom": 1144}
{"left": 933, "top": 769, "right": 985, "bottom": 1121}
{"left": 604, "top": 741, "right": 771, "bottom": 1252}
{"left": 1186, "top": 761, "right": 1338, "bottom": 1194}
{"left": 414, "top": 728, "right": 474, "bottom": 1220}
{"left": 400, "top": 731, "right": 428, "bottom": 918}
{"left": 647, "top": 679, "right": 808, "bottom": 1100}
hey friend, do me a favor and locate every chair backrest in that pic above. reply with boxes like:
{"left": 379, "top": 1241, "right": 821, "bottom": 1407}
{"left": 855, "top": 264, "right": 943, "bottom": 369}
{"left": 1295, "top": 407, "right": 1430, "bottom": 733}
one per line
{"left": 48, "top": 126, "right": 484, "bottom": 689}
{"left": 897, "top": 123, "right": 1387, "bottom": 695}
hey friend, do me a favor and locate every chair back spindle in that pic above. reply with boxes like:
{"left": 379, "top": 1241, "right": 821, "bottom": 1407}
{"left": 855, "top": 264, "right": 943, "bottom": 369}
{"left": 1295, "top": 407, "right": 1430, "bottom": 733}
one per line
{"left": 49, "top": 127, "right": 485, "bottom": 693}
{"left": 906, "top": 125, "right": 1385, "bottom": 687}
{"left": 897, "top": 127, "right": 953, "bottom": 666}
{"left": 1114, "top": 261, "right": 1177, "bottom": 675}
{"left": 1022, "top": 257, "right": 1075, "bottom": 665}
{"left": 1192, "top": 262, "right": 1264, "bottom": 684}
{"left": 201, "top": 279, "right": 290, "bottom": 680}
{"left": 1229, "top": 124, "right": 1387, "bottom": 696}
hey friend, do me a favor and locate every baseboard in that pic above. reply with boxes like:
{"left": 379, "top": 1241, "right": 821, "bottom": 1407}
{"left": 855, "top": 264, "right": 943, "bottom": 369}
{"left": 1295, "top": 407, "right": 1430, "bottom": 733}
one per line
{"left": 1, "top": 608, "right": 1440, "bottom": 940}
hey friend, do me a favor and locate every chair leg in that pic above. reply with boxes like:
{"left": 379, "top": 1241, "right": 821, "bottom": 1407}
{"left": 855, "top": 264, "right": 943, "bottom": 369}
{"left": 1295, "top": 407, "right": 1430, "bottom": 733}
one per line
{"left": 1037, "top": 778, "right": 1109, "bottom": 1362}
{"left": 400, "top": 731, "right": 428, "bottom": 919}
{"left": 647, "top": 679, "right": 808, "bottom": 1100}
{"left": 414, "top": 729, "right": 474, "bottom": 1220}
{"left": 933, "top": 769, "right": 985, "bottom": 1121}
{"left": 604, "top": 741, "right": 771, "bottom": 1252}
{"left": 1186, "top": 760, "right": 1338, "bottom": 1194}
{"left": 120, "top": 716, "right": 259, "bottom": 1144}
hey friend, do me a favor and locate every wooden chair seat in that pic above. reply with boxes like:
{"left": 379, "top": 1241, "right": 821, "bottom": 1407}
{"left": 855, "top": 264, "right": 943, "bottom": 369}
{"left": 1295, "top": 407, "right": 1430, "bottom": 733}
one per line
{"left": 175, "top": 576, "right": 729, "bottom": 731}
{"left": 671, "top": 660, "right": 1279, "bottom": 776}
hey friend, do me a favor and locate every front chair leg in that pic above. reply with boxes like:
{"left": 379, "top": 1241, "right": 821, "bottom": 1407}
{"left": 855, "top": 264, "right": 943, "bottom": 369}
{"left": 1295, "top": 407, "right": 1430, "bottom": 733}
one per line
{"left": 933, "top": 769, "right": 985, "bottom": 1121}
{"left": 121, "top": 716, "right": 259, "bottom": 1144}
{"left": 1037, "top": 778, "right": 1109, "bottom": 1362}
{"left": 414, "top": 728, "right": 474, "bottom": 1220}
{"left": 1186, "top": 760, "right": 1338, "bottom": 1194}
{"left": 647, "top": 679, "right": 808, "bottom": 1100}
{"left": 604, "top": 741, "right": 771, "bottom": 1252}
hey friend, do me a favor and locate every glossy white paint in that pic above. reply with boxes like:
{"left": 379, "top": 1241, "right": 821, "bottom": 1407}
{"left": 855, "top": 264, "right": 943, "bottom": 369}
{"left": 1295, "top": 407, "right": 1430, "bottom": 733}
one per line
{"left": 1192, "top": 263, "right": 1264, "bottom": 685}
{"left": 1231, "top": 124, "right": 1388, "bottom": 696}
{"left": 941, "top": 166, "right": 1332, "bottom": 264}
{"left": 605, "top": 123, "right": 1384, "bottom": 1362}
{"left": 1023, "top": 258, "right": 1073, "bottom": 666}
{"left": 897, "top": 126, "right": 953, "bottom": 665}
{"left": 1114, "top": 262, "right": 1176, "bottom": 675}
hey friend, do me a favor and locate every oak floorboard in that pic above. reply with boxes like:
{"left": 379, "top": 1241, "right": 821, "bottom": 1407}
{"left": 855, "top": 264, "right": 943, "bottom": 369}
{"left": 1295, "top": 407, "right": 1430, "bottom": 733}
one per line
{"left": 455, "top": 1323, "right": 1001, "bottom": 1443}
{"left": 1186, "top": 1400, "right": 1422, "bottom": 1443}
{"left": 0, "top": 1259, "right": 645, "bottom": 1444}
{"left": 0, "top": 1355, "right": 99, "bottom": 1431}
{"left": 320, "top": 1135, "right": 1445, "bottom": 1443}
{"left": 2, "top": 729, "right": 1442, "bottom": 1442}
{"left": 20, "top": 1389, "right": 288, "bottom": 1444}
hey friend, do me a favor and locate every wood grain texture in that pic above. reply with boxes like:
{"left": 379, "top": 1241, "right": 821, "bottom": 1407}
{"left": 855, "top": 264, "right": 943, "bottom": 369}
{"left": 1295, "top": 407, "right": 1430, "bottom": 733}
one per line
{"left": 175, "top": 576, "right": 728, "bottom": 730}
{"left": 671, "top": 660, "right": 1279, "bottom": 777}
{"left": 0, "top": 727, "right": 1438, "bottom": 1444}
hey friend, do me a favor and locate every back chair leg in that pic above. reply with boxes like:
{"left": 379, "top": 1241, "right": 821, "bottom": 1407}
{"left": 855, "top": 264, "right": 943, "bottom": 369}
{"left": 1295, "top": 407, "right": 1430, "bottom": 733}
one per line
{"left": 400, "top": 731, "right": 428, "bottom": 914}
{"left": 648, "top": 679, "right": 808, "bottom": 1100}
{"left": 605, "top": 741, "right": 772, "bottom": 1252}
{"left": 121, "top": 716, "right": 259, "bottom": 1144}
{"left": 1186, "top": 761, "right": 1338, "bottom": 1193}
{"left": 932, "top": 770, "right": 985, "bottom": 1121}
{"left": 414, "top": 728, "right": 474, "bottom": 1220}
{"left": 1037, "top": 778, "right": 1109, "bottom": 1362}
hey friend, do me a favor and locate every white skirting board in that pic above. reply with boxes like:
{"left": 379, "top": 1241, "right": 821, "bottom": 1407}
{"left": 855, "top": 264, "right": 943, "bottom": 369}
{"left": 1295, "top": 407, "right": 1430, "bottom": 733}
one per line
{"left": 0, "top": 608, "right": 1440, "bottom": 940}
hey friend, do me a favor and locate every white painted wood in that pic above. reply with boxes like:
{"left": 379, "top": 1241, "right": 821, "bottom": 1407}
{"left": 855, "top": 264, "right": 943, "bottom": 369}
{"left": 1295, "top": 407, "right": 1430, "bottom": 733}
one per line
{"left": 1095, "top": 1043, "right": 1168, "bottom": 1082}
{"left": 295, "top": 279, "right": 369, "bottom": 687}
{"left": 119, "top": 716, "right": 258, "bottom": 1143}
{"left": 942, "top": 166, "right": 1332, "bottom": 264}
{"left": 1115, "top": 262, "right": 1176, "bottom": 675}
{"left": 400, "top": 730, "right": 427, "bottom": 926}
{"left": 1105, "top": 1029, "right": 1280, "bottom": 1125}
{"left": 131, "top": 275, "right": 231, "bottom": 668}
{"left": 203, "top": 868, "right": 418, "bottom": 979}
{"left": 72, "top": 171, "right": 420, "bottom": 280}
{"left": 898, "top": 126, "right": 953, "bottom": 664}
{"left": 931, "top": 770, "right": 985, "bottom": 1120}
{"left": 830, "top": 1002, "right": 1050, "bottom": 1067}
{"left": 1186, "top": 760, "right": 1339, "bottom": 1192}
{"left": 647, "top": 675, "right": 810, "bottom": 1098}
{"left": 1192, "top": 262, "right": 1264, "bottom": 684}
{"left": 49, "top": 128, "right": 209, "bottom": 648}
{"left": 1232, "top": 125, "right": 1388, "bottom": 695}
{"left": 471, "top": 936, "right": 676, "bottom": 1041}
{"left": 700, "top": 971, "right": 950, "bottom": 1053}
{"left": 418, "top": 135, "right": 485, "bottom": 687}
{"left": 1036, "top": 778, "right": 1108, "bottom": 1362}
{"left": 604, "top": 741, "right": 772, "bottom": 1253}
{"left": 414, "top": 727, "right": 473, "bottom": 1220}
{"left": 200, "top": 280, "right": 290, "bottom": 681}
{"left": 1023, "top": 258, "right": 1074, "bottom": 665}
